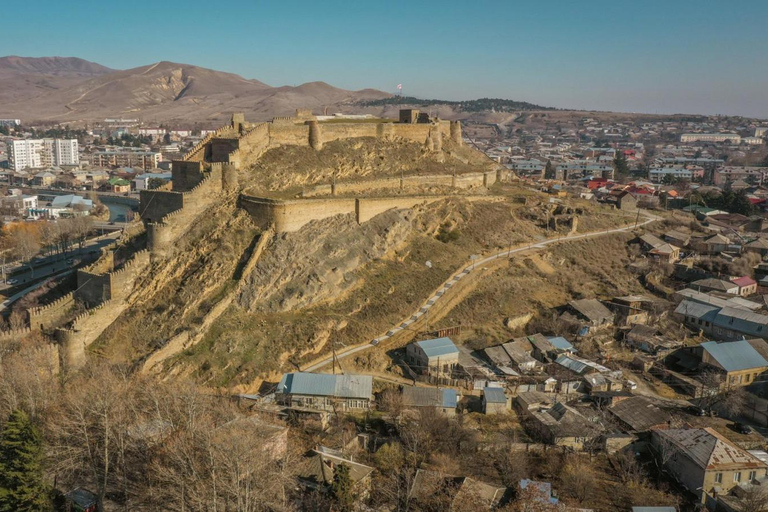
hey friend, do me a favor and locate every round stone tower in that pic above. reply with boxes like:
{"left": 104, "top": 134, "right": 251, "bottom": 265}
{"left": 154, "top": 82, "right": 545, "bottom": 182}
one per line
{"left": 450, "top": 120, "right": 463, "bottom": 145}
{"left": 307, "top": 120, "right": 323, "bottom": 150}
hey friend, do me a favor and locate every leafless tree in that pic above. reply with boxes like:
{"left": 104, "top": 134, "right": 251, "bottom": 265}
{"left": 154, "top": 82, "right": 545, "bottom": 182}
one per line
{"left": 697, "top": 369, "right": 747, "bottom": 417}
{"left": 738, "top": 484, "right": 768, "bottom": 512}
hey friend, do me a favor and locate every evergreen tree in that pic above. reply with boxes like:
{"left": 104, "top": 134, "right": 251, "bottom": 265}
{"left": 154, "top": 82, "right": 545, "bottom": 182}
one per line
{"left": 613, "top": 151, "right": 630, "bottom": 176}
{"left": 544, "top": 160, "right": 554, "bottom": 179}
{"left": 330, "top": 463, "right": 355, "bottom": 512}
{"left": 0, "top": 409, "right": 49, "bottom": 512}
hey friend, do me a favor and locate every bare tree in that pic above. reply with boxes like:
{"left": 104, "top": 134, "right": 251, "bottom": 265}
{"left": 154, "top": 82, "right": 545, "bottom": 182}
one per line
{"left": 697, "top": 369, "right": 747, "bottom": 417}
{"left": 738, "top": 484, "right": 768, "bottom": 512}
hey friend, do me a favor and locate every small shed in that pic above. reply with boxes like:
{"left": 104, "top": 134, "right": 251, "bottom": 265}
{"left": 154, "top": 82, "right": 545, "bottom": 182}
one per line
{"left": 482, "top": 387, "right": 508, "bottom": 415}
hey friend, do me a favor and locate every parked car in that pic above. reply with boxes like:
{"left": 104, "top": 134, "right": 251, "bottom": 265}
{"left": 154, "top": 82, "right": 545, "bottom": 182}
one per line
{"left": 687, "top": 405, "right": 707, "bottom": 417}
{"left": 734, "top": 422, "right": 752, "bottom": 435}
{"left": 6, "top": 279, "right": 18, "bottom": 285}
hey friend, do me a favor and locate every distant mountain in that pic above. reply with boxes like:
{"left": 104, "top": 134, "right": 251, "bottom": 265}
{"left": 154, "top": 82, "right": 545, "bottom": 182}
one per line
{"left": 0, "top": 56, "right": 114, "bottom": 76}
{"left": 0, "top": 56, "right": 391, "bottom": 124}
{"left": 358, "top": 96, "right": 554, "bottom": 112}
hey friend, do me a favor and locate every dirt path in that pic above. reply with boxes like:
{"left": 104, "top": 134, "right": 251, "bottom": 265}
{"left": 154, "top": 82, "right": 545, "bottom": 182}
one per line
{"left": 303, "top": 210, "right": 660, "bottom": 372}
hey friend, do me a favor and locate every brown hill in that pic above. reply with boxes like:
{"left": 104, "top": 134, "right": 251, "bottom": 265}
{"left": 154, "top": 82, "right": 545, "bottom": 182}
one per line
{"left": 0, "top": 56, "right": 391, "bottom": 124}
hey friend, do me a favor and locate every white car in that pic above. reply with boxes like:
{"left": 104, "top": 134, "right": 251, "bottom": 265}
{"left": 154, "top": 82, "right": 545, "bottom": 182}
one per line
{"left": 626, "top": 380, "right": 638, "bottom": 390}
{"left": 6, "top": 279, "right": 18, "bottom": 285}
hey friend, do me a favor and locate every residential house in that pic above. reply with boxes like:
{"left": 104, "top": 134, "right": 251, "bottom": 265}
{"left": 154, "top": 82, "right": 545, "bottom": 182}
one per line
{"left": 649, "top": 243, "right": 681, "bottom": 263}
{"left": 625, "top": 324, "right": 681, "bottom": 356}
{"left": 609, "top": 396, "right": 671, "bottom": 434}
{"left": 584, "top": 373, "right": 623, "bottom": 393}
{"left": 501, "top": 337, "right": 539, "bottom": 372}
{"left": 107, "top": 177, "right": 131, "bottom": 193}
{"left": 482, "top": 387, "right": 508, "bottom": 415}
{"left": 610, "top": 295, "right": 655, "bottom": 326}
{"left": 514, "top": 391, "right": 555, "bottom": 418}
{"left": 675, "top": 300, "right": 768, "bottom": 341}
{"left": 518, "top": 479, "right": 559, "bottom": 506}
{"left": 33, "top": 170, "right": 56, "bottom": 187}
{"left": 701, "top": 233, "right": 733, "bottom": 254}
{"left": 664, "top": 230, "right": 691, "bottom": 248}
{"left": 555, "top": 354, "right": 611, "bottom": 376}
{"left": 408, "top": 470, "right": 511, "bottom": 510}
{"left": 651, "top": 427, "right": 768, "bottom": 503}
{"left": 673, "top": 288, "right": 762, "bottom": 312}
{"left": 526, "top": 402, "right": 602, "bottom": 449}
{"left": 744, "top": 237, "right": 768, "bottom": 257}
{"left": 298, "top": 446, "right": 374, "bottom": 495}
{"left": 401, "top": 386, "right": 458, "bottom": 416}
{"left": 616, "top": 190, "right": 638, "bottom": 210}
{"left": 565, "top": 298, "right": 614, "bottom": 327}
{"left": 699, "top": 339, "right": 768, "bottom": 388}
{"left": 731, "top": 276, "right": 758, "bottom": 297}
{"left": 406, "top": 337, "right": 460, "bottom": 377}
{"left": 639, "top": 233, "right": 665, "bottom": 252}
{"left": 692, "top": 278, "right": 740, "bottom": 295}
{"left": 276, "top": 372, "right": 373, "bottom": 411}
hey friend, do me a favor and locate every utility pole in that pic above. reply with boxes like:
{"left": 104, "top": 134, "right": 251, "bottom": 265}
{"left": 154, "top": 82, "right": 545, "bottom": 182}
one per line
{"left": 634, "top": 208, "right": 641, "bottom": 229}
{"left": 331, "top": 340, "right": 337, "bottom": 375}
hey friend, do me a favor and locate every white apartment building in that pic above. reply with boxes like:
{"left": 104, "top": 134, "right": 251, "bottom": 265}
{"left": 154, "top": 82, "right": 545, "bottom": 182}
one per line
{"left": 7, "top": 138, "right": 78, "bottom": 171}
{"left": 680, "top": 133, "right": 742, "bottom": 144}
{"left": 756, "top": 127, "right": 768, "bottom": 138}
{"left": 7, "top": 139, "right": 43, "bottom": 170}
{"left": 745, "top": 137, "right": 765, "bottom": 145}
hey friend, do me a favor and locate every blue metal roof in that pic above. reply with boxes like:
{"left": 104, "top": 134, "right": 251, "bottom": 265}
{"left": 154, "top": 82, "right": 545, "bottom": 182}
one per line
{"left": 547, "top": 336, "right": 575, "bottom": 352}
{"left": 713, "top": 307, "right": 768, "bottom": 338}
{"left": 416, "top": 337, "right": 459, "bottom": 358}
{"left": 701, "top": 340, "right": 768, "bottom": 372}
{"left": 483, "top": 387, "right": 507, "bottom": 404}
{"left": 277, "top": 372, "right": 372, "bottom": 399}
{"left": 442, "top": 389, "right": 458, "bottom": 408}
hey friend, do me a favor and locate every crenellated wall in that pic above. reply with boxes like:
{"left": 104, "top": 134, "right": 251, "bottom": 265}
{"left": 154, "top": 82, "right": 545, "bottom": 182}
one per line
{"left": 55, "top": 299, "right": 130, "bottom": 371}
{"left": 28, "top": 291, "right": 76, "bottom": 330}
{"left": 75, "top": 250, "right": 150, "bottom": 307}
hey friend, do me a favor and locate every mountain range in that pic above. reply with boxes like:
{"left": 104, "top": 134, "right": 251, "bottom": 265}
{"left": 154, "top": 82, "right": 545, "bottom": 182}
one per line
{"left": 0, "top": 56, "right": 391, "bottom": 124}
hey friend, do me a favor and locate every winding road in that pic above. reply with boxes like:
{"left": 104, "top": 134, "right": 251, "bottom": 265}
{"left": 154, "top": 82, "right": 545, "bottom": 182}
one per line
{"left": 303, "top": 210, "right": 659, "bottom": 372}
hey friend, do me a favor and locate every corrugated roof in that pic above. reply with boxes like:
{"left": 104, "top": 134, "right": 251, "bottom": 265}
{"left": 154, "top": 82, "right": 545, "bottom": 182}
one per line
{"left": 713, "top": 307, "right": 768, "bottom": 337}
{"left": 416, "top": 337, "right": 459, "bottom": 358}
{"left": 609, "top": 396, "right": 670, "bottom": 432}
{"left": 675, "top": 289, "right": 760, "bottom": 311}
{"left": 483, "top": 387, "right": 507, "bottom": 404}
{"left": 655, "top": 427, "right": 767, "bottom": 471}
{"left": 700, "top": 340, "right": 768, "bottom": 372}
{"left": 547, "top": 336, "right": 575, "bottom": 352}
{"left": 568, "top": 298, "right": 613, "bottom": 323}
{"left": 277, "top": 372, "right": 372, "bottom": 399}
{"left": 401, "top": 386, "right": 457, "bottom": 409}
{"left": 674, "top": 300, "right": 719, "bottom": 322}
{"left": 692, "top": 278, "right": 738, "bottom": 292}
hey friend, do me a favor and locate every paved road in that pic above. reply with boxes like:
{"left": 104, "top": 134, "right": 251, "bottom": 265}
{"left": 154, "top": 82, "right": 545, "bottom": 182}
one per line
{"left": 1, "top": 231, "right": 121, "bottom": 293}
{"left": 303, "top": 211, "right": 659, "bottom": 373}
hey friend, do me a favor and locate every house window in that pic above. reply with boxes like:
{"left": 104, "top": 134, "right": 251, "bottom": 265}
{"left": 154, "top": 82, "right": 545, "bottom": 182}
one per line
{"left": 749, "top": 471, "right": 757, "bottom": 481}
{"left": 705, "top": 322, "right": 711, "bottom": 327}
{"left": 715, "top": 472, "right": 723, "bottom": 484}
{"left": 734, "top": 472, "right": 742, "bottom": 483}
{"left": 698, "top": 319, "right": 703, "bottom": 325}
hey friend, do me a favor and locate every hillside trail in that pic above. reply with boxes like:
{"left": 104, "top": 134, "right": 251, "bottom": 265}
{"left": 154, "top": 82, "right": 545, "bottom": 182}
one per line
{"left": 303, "top": 209, "right": 660, "bottom": 373}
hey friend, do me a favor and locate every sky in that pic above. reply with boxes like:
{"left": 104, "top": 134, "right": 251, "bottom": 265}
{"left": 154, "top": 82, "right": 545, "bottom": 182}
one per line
{"left": 5, "top": 0, "right": 768, "bottom": 117}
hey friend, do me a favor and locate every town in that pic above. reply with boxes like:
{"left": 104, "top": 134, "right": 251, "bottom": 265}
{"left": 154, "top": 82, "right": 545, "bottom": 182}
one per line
{"left": 1, "top": 4, "right": 768, "bottom": 510}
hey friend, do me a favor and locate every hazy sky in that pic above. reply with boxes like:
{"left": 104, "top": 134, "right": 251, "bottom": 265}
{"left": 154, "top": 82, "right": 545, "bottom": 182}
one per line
{"left": 6, "top": 0, "right": 768, "bottom": 117}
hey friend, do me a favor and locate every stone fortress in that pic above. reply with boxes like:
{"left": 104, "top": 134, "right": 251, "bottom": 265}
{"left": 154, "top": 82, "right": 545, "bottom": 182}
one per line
{"left": 139, "top": 108, "right": 507, "bottom": 259}
{"left": 11, "top": 109, "right": 516, "bottom": 372}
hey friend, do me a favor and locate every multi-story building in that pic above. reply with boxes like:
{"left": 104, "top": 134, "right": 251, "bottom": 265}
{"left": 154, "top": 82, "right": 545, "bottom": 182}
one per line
{"left": 7, "top": 139, "right": 42, "bottom": 170}
{"left": 681, "top": 133, "right": 742, "bottom": 144}
{"left": 6, "top": 138, "right": 78, "bottom": 171}
{"left": 755, "top": 127, "right": 768, "bottom": 138}
{"left": 90, "top": 150, "right": 161, "bottom": 170}
{"left": 744, "top": 137, "right": 765, "bottom": 145}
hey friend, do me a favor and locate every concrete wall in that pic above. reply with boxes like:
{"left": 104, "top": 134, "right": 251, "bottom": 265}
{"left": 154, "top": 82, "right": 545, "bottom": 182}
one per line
{"left": 28, "top": 291, "right": 75, "bottom": 330}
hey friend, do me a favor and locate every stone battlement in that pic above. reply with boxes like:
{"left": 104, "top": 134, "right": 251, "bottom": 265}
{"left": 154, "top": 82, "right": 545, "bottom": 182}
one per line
{"left": 28, "top": 291, "right": 76, "bottom": 331}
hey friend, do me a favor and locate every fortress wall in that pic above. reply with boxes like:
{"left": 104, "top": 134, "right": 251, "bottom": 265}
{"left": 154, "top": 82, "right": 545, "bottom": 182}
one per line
{"left": 402, "top": 173, "right": 455, "bottom": 188}
{"left": 182, "top": 133, "right": 215, "bottom": 162}
{"left": 210, "top": 138, "right": 240, "bottom": 163}
{"left": 240, "top": 195, "right": 357, "bottom": 232}
{"left": 172, "top": 161, "right": 204, "bottom": 191}
{"left": 0, "top": 327, "right": 32, "bottom": 342}
{"left": 302, "top": 170, "right": 496, "bottom": 198}
{"left": 140, "top": 190, "right": 184, "bottom": 223}
{"left": 75, "top": 269, "right": 112, "bottom": 307}
{"left": 355, "top": 196, "right": 449, "bottom": 224}
{"left": 28, "top": 292, "right": 75, "bottom": 331}
{"left": 81, "top": 248, "right": 114, "bottom": 275}
{"left": 390, "top": 124, "right": 435, "bottom": 144}
{"left": 109, "top": 250, "right": 150, "bottom": 300}
{"left": 56, "top": 299, "right": 130, "bottom": 370}
{"left": 232, "top": 123, "right": 270, "bottom": 166}
{"left": 320, "top": 123, "right": 380, "bottom": 141}
{"left": 268, "top": 123, "right": 311, "bottom": 146}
